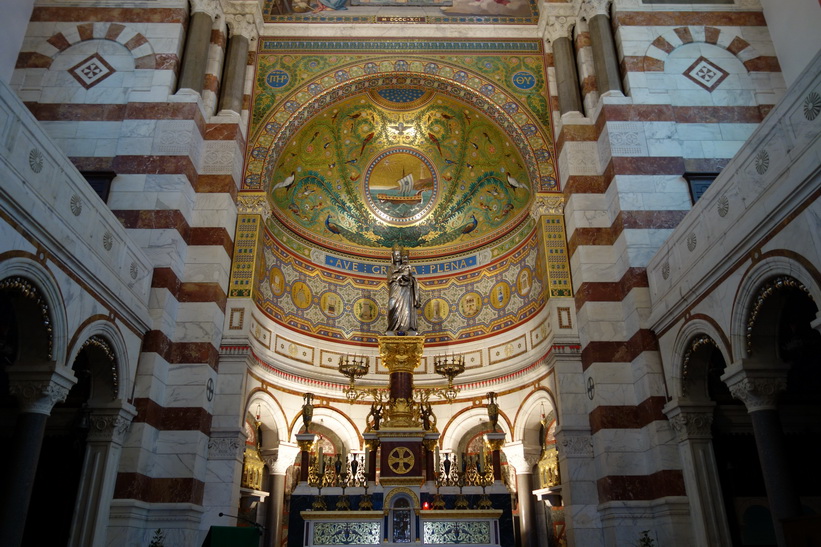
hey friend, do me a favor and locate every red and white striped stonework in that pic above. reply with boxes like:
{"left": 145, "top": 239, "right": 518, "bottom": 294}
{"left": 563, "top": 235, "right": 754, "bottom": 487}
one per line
{"left": 543, "top": 2, "right": 784, "bottom": 544}
{"left": 12, "top": 4, "right": 246, "bottom": 543}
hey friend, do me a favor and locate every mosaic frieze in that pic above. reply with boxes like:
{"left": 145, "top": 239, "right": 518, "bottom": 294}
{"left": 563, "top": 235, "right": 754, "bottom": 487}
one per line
{"left": 254, "top": 221, "right": 547, "bottom": 345}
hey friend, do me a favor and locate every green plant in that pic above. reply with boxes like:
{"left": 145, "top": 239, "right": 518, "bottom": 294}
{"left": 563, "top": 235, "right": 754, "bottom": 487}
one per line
{"left": 148, "top": 529, "right": 165, "bottom": 547}
{"left": 637, "top": 530, "right": 656, "bottom": 547}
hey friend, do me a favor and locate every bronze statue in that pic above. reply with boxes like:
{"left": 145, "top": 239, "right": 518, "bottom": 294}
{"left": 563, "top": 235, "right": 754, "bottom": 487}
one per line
{"left": 387, "top": 247, "right": 420, "bottom": 334}
{"left": 487, "top": 392, "right": 499, "bottom": 431}
{"left": 302, "top": 393, "right": 314, "bottom": 431}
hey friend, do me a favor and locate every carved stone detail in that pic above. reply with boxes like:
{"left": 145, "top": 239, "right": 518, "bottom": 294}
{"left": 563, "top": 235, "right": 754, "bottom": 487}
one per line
{"left": 209, "top": 433, "right": 244, "bottom": 460}
{"left": 727, "top": 377, "right": 786, "bottom": 412}
{"left": 667, "top": 410, "right": 713, "bottom": 441}
{"left": 530, "top": 194, "right": 564, "bottom": 218}
{"left": 544, "top": 16, "right": 576, "bottom": 43}
{"left": 87, "top": 412, "right": 133, "bottom": 443}
{"left": 226, "top": 13, "right": 259, "bottom": 41}
{"left": 8, "top": 372, "right": 74, "bottom": 415}
{"left": 237, "top": 192, "right": 268, "bottom": 215}
{"left": 579, "top": 0, "right": 611, "bottom": 21}
{"left": 190, "top": 0, "right": 220, "bottom": 18}
{"left": 559, "top": 435, "right": 594, "bottom": 458}
{"left": 502, "top": 441, "right": 541, "bottom": 474}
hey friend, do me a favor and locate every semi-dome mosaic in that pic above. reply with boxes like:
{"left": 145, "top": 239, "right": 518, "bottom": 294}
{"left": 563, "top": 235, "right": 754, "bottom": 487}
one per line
{"left": 266, "top": 89, "right": 533, "bottom": 257}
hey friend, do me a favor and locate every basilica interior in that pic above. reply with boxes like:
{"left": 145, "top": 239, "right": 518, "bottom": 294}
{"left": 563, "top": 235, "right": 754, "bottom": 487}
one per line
{"left": 0, "top": 0, "right": 819, "bottom": 546}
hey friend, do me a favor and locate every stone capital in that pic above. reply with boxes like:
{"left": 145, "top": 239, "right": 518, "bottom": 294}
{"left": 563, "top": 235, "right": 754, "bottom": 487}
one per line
{"left": 7, "top": 364, "right": 76, "bottom": 415}
{"left": 543, "top": 16, "right": 576, "bottom": 43}
{"left": 237, "top": 192, "right": 269, "bottom": 216}
{"left": 722, "top": 362, "right": 788, "bottom": 413}
{"left": 663, "top": 401, "right": 715, "bottom": 442}
{"left": 262, "top": 442, "right": 301, "bottom": 475}
{"left": 225, "top": 13, "right": 259, "bottom": 41}
{"left": 530, "top": 194, "right": 564, "bottom": 219}
{"left": 87, "top": 402, "right": 137, "bottom": 445}
{"left": 579, "top": 0, "right": 611, "bottom": 21}
{"left": 502, "top": 441, "right": 540, "bottom": 474}
{"left": 190, "top": 0, "right": 220, "bottom": 18}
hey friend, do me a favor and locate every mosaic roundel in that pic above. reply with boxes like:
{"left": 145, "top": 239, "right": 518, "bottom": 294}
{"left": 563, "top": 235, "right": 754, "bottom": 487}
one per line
{"left": 364, "top": 148, "right": 438, "bottom": 225}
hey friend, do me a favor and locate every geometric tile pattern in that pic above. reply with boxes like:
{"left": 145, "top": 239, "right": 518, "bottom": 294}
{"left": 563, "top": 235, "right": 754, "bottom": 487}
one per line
{"left": 69, "top": 53, "right": 115, "bottom": 89}
{"left": 683, "top": 56, "right": 729, "bottom": 92}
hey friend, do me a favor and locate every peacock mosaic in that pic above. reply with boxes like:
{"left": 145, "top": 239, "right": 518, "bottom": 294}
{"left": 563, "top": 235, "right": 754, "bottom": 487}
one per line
{"left": 241, "top": 39, "right": 559, "bottom": 345}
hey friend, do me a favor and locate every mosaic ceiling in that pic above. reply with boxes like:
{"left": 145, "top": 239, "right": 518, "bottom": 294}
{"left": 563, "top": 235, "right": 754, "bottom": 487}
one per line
{"left": 241, "top": 39, "right": 562, "bottom": 346}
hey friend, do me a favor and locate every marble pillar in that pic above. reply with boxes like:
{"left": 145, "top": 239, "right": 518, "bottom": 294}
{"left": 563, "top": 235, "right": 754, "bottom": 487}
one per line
{"left": 263, "top": 443, "right": 300, "bottom": 547}
{"left": 664, "top": 401, "right": 732, "bottom": 547}
{"left": 69, "top": 402, "right": 136, "bottom": 547}
{"left": 582, "top": 0, "right": 623, "bottom": 96}
{"left": 218, "top": 14, "right": 257, "bottom": 115}
{"left": 545, "top": 18, "right": 582, "bottom": 115}
{"left": 503, "top": 441, "right": 540, "bottom": 547}
{"left": 0, "top": 365, "right": 76, "bottom": 547}
{"left": 723, "top": 363, "right": 801, "bottom": 547}
{"left": 177, "top": 0, "right": 218, "bottom": 93}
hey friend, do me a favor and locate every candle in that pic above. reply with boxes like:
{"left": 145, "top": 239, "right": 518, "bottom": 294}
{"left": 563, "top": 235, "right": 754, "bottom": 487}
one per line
{"left": 363, "top": 446, "right": 369, "bottom": 475}
{"left": 435, "top": 446, "right": 440, "bottom": 473}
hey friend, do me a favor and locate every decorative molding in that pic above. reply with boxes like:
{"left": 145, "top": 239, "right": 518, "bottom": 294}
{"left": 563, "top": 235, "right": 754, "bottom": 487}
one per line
{"left": 558, "top": 434, "right": 593, "bottom": 458}
{"left": 237, "top": 192, "right": 268, "bottom": 215}
{"left": 666, "top": 409, "right": 713, "bottom": 441}
{"left": 87, "top": 411, "right": 133, "bottom": 444}
{"left": 530, "top": 194, "right": 564, "bottom": 218}
{"left": 746, "top": 276, "right": 812, "bottom": 354}
{"left": 208, "top": 432, "right": 245, "bottom": 460}
{"left": 681, "top": 334, "right": 718, "bottom": 397}
{"left": 0, "top": 276, "right": 54, "bottom": 359}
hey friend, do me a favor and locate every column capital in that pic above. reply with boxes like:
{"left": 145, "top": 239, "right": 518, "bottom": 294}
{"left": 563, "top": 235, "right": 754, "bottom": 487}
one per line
{"left": 7, "top": 364, "right": 76, "bottom": 415}
{"left": 530, "top": 194, "right": 564, "bottom": 219}
{"left": 579, "top": 0, "right": 611, "bottom": 21}
{"left": 543, "top": 16, "right": 576, "bottom": 43}
{"left": 225, "top": 13, "right": 259, "bottom": 42}
{"left": 87, "top": 402, "right": 137, "bottom": 445}
{"left": 722, "top": 362, "right": 788, "bottom": 413}
{"left": 502, "top": 441, "right": 540, "bottom": 474}
{"left": 190, "top": 0, "right": 220, "bottom": 18}
{"left": 262, "top": 442, "right": 301, "bottom": 475}
{"left": 663, "top": 401, "right": 715, "bottom": 442}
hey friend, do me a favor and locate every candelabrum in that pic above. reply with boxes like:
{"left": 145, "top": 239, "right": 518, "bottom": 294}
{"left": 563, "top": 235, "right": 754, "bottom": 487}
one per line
{"left": 433, "top": 354, "right": 465, "bottom": 401}
{"left": 338, "top": 354, "right": 371, "bottom": 401}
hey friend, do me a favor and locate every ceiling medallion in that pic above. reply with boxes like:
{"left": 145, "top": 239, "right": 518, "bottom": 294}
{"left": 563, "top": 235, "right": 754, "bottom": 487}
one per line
{"left": 363, "top": 147, "right": 438, "bottom": 226}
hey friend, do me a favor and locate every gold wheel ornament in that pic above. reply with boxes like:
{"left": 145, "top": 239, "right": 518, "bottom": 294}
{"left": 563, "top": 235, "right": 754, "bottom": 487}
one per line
{"left": 387, "top": 446, "right": 415, "bottom": 474}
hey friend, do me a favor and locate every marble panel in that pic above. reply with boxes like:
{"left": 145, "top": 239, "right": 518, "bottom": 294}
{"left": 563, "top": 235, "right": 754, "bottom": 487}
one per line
{"left": 182, "top": 250, "right": 231, "bottom": 285}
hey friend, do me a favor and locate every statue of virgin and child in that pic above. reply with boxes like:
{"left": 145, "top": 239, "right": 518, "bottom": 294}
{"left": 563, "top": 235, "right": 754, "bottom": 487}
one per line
{"left": 386, "top": 246, "right": 421, "bottom": 335}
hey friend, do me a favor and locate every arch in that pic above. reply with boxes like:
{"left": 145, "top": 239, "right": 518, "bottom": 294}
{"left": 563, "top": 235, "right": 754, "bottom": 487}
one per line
{"left": 21, "top": 23, "right": 158, "bottom": 70}
{"left": 246, "top": 60, "right": 557, "bottom": 194}
{"left": 439, "top": 404, "right": 511, "bottom": 450}
{"left": 512, "top": 387, "right": 558, "bottom": 443}
{"left": 247, "top": 389, "right": 290, "bottom": 448}
{"left": 0, "top": 256, "right": 68, "bottom": 367}
{"left": 67, "top": 318, "right": 132, "bottom": 403}
{"left": 669, "top": 316, "right": 731, "bottom": 401}
{"left": 642, "top": 26, "right": 771, "bottom": 74}
{"left": 287, "top": 402, "right": 362, "bottom": 450}
{"left": 731, "top": 256, "right": 821, "bottom": 362}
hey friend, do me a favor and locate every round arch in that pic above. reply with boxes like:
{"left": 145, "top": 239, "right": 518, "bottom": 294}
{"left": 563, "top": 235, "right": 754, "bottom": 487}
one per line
{"left": 731, "top": 255, "right": 821, "bottom": 362}
{"left": 0, "top": 256, "right": 69, "bottom": 367}
{"left": 247, "top": 389, "right": 290, "bottom": 449}
{"left": 512, "top": 388, "right": 557, "bottom": 446}
{"left": 669, "top": 316, "right": 731, "bottom": 401}
{"left": 288, "top": 402, "right": 363, "bottom": 451}
{"left": 246, "top": 60, "right": 557, "bottom": 195}
{"left": 67, "top": 318, "right": 132, "bottom": 403}
{"left": 439, "top": 404, "right": 511, "bottom": 450}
